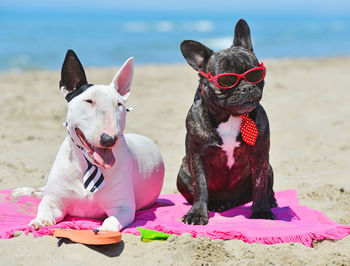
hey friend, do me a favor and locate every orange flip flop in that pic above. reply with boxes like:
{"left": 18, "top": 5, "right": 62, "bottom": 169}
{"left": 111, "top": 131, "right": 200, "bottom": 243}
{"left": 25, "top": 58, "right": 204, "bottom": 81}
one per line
{"left": 54, "top": 229, "right": 122, "bottom": 245}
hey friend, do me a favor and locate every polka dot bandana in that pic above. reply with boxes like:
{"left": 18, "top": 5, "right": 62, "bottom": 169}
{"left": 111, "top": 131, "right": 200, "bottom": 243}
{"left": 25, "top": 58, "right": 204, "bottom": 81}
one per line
{"left": 240, "top": 114, "right": 259, "bottom": 146}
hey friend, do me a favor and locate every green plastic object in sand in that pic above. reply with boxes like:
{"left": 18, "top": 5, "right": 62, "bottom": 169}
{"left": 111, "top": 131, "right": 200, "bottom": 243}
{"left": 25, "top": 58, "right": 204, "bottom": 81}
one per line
{"left": 137, "top": 227, "right": 171, "bottom": 242}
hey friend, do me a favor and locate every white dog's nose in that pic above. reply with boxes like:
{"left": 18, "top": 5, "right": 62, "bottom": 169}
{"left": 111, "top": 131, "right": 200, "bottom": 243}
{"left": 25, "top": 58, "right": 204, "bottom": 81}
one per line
{"left": 100, "top": 133, "right": 117, "bottom": 147}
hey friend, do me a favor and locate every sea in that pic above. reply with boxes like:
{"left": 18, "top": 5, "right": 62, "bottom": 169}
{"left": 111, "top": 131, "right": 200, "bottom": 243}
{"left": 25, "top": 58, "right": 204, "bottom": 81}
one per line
{"left": 0, "top": 9, "right": 349, "bottom": 72}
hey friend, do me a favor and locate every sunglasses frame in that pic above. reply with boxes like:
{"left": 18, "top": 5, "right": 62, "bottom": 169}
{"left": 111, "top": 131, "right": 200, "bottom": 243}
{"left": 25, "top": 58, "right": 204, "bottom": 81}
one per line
{"left": 198, "top": 62, "right": 266, "bottom": 89}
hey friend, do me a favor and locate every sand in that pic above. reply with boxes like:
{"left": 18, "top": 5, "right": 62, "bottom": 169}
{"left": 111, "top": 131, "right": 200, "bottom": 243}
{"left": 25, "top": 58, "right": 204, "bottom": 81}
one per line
{"left": 0, "top": 57, "right": 350, "bottom": 265}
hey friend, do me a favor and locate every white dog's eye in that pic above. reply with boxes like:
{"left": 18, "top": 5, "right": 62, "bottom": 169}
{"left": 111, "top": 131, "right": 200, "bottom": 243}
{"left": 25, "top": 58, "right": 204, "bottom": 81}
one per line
{"left": 118, "top": 102, "right": 123, "bottom": 107}
{"left": 85, "top": 99, "right": 93, "bottom": 104}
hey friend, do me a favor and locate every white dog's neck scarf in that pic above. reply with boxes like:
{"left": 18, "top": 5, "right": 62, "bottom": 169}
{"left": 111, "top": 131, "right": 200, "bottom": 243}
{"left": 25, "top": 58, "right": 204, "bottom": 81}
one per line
{"left": 64, "top": 122, "right": 105, "bottom": 193}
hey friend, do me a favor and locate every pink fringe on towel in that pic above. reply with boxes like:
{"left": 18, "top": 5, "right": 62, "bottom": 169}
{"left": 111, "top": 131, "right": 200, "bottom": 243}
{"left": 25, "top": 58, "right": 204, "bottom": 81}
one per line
{"left": 1, "top": 189, "right": 349, "bottom": 247}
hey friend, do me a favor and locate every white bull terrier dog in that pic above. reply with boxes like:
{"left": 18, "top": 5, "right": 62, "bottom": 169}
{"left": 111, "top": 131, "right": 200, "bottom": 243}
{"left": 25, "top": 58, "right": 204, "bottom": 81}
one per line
{"left": 11, "top": 50, "right": 164, "bottom": 231}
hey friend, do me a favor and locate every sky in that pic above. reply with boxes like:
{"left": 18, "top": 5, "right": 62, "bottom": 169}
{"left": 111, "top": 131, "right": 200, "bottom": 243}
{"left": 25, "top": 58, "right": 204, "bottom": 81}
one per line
{"left": 1, "top": 0, "right": 350, "bottom": 16}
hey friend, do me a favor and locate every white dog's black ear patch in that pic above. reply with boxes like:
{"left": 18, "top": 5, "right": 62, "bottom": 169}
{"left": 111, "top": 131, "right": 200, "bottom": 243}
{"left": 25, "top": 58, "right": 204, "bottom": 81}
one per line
{"left": 60, "top": 49, "right": 91, "bottom": 102}
{"left": 65, "top": 83, "right": 93, "bottom": 102}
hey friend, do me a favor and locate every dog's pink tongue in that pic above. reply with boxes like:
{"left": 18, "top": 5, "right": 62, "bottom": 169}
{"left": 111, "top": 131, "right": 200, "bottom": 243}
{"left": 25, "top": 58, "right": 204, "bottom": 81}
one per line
{"left": 92, "top": 147, "right": 116, "bottom": 169}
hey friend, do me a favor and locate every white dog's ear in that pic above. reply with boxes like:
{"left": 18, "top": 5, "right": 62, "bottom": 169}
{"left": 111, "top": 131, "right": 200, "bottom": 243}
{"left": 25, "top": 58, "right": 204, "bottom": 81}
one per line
{"left": 59, "top": 49, "right": 88, "bottom": 101}
{"left": 110, "top": 57, "right": 134, "bottom": 101}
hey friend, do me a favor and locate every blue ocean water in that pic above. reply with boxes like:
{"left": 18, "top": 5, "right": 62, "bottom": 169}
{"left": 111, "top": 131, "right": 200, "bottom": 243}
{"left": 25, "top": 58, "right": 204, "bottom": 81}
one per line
{"left": 0, "top": 9, "right": 349, "bottom": 71}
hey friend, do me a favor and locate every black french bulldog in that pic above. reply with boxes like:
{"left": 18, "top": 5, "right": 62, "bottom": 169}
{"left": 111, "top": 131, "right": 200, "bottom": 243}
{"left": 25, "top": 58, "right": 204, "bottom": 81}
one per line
{"left": 177, "top": 19, "right": 277, "bottom": 225}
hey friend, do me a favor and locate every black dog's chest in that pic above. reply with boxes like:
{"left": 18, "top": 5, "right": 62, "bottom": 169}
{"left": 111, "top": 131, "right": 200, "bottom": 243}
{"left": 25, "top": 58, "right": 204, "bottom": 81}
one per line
{"left": 203, "top": 138, "right": 251, "bottom": 192}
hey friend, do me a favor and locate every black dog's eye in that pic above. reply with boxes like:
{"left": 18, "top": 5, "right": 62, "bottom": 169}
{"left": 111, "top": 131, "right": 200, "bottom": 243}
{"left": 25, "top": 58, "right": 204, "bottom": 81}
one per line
{"left": 217, "top": 75, "right": 238, "bottom": 88}
{"left": 85, "top": 99, "right": 93, "bottom": 104}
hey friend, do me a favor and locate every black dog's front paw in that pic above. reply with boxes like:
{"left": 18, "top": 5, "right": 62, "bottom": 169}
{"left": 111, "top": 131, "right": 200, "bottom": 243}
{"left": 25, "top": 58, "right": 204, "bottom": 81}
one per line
{"left": 182, "top": 204, "right": 209, "bottom": 225}
{"left": 269, "top": 199, "right": 278, "bottom": 209}
{"left": 269, "top": 195, "right": 278, "bottom": 208}
{"left": 251, "top": 199, "right": 276, "bottom": 220}
{"left": 251, "top": 210, "right": 275, "bottom": 220}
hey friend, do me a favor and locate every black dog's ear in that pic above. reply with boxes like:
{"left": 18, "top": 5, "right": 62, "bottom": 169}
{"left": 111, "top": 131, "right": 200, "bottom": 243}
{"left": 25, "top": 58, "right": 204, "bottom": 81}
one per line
{"left": 59, "top": 49, "right": 87, "bottom": 94}
{"left": 180, "top": 40, "right": 214, "bottom": 71}
{"left": 233, "top": 19, "right": 253, "bottom": 52}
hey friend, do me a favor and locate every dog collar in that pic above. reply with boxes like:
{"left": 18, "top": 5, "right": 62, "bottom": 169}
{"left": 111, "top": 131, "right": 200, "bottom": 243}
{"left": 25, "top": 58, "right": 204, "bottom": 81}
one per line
{"left": 199, "top": 82, "right": 205, "bottom": 95}
{"left": 126, "top": 106, "right": 135, "bottom": 112}
{"left": 64, "top": 122, "right": 105, "bottom": 193}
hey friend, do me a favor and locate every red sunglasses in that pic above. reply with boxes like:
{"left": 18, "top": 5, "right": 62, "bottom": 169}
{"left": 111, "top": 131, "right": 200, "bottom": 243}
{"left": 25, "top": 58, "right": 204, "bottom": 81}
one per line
{"left": 198, "top": 63, "right": 266, "bottom": 89}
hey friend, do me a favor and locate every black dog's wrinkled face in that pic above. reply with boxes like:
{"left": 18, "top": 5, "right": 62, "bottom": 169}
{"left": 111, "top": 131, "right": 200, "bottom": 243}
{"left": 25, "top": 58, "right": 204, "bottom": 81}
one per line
{"left": 205, "top": 48, "right": 263, "bottom": 115}
{"left": 181, "top": 19, "right": 264, "bottom": 115}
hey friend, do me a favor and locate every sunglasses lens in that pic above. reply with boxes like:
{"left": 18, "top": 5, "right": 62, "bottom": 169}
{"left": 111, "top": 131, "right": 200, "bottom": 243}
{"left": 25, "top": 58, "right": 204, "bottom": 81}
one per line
{"left": 245, "top": 69, "right": 264, "bottom": 83}
{"left": 217, "top": 75, "right": 238, "bottom": 88}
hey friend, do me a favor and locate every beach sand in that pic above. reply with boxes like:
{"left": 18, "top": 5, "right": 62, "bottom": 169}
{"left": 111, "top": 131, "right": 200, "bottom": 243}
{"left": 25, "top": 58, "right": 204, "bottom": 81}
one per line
{"left": 0, "top": 57, "right": 350, "bottom": 265}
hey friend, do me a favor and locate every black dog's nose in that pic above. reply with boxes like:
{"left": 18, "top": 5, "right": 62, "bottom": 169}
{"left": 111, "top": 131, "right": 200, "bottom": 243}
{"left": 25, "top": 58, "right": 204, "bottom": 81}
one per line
{"left": 100, "top": 133, "right": 117, "bottom": 147}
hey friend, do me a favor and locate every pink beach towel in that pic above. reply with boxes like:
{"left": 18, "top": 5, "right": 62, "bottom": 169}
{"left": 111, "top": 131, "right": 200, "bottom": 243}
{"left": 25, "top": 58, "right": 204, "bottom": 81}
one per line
{"left": 1, "top": 189, "right": 349, "bottom": 247}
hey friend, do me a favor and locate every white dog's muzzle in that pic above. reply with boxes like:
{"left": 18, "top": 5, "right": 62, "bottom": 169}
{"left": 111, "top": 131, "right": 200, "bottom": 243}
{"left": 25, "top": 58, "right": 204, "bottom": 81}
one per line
{"left": 64, "top": 121, "right": 106, "bottom": 193}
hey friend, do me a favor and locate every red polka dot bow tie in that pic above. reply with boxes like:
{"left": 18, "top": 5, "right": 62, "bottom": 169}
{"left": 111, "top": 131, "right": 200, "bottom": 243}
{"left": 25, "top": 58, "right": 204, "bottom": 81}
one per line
{"left": 240, "top": 114, "right": 259, "bottom": 146}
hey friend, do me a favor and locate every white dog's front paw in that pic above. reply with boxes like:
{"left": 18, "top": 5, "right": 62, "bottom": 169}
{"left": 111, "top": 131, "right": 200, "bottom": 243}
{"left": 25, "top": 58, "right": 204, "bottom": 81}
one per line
{"left": 99, "top": 216, "right": 122, "bottom": 232}
{"left": 11, "top": 187, "right": 35, "bottom": 200}
{"left": 29, "top": 216, "right": 56, "bottom": 230}
{"left": 11, "top": 187, "right": 44, "bottom": 200}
